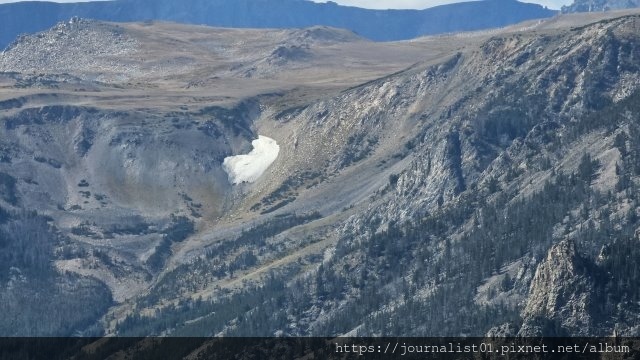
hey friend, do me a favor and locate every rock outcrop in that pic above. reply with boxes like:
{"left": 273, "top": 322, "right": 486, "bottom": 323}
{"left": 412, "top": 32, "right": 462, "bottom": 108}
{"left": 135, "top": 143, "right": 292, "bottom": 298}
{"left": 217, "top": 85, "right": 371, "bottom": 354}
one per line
{"left": 520, "top": 240, "right": 601, "bottom": 336}
{"left": 562, "top": 0, "right": 640, "bottom": 13}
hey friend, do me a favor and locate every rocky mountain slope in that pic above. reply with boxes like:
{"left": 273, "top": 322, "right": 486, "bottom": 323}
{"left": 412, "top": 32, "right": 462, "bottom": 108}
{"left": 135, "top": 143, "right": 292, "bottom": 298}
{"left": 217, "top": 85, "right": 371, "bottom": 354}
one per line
{"left": 562, "top": 0, "right": 639, "bottom": 13}
{"left": 0, "top": 9, "right": 640, "bottom": 341}
{"left": 0, "top": 0, "right": 556, "bottom": 50}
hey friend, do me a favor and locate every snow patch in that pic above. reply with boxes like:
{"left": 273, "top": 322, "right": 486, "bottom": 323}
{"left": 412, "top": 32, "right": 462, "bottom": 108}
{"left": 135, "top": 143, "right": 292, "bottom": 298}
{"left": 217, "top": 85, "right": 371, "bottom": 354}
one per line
{"left": 223, "top": 135, "right": 280, "bottom": 185}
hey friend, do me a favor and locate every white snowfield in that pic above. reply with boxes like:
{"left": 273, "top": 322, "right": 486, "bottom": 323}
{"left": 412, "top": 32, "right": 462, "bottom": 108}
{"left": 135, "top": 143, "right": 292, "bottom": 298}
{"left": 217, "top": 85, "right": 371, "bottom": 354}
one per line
{"left": 223, "top": 136, "right": 280, "bottom": 185}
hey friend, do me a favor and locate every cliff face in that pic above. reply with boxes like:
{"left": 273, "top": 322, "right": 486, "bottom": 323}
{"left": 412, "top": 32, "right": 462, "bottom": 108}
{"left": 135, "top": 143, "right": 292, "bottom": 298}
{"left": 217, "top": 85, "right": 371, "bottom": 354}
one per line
{"left": 515, "top": 234, "right": 640, "bottom": 337}
{"left": 519, "top": 240, "right": 601, "bottom": 336}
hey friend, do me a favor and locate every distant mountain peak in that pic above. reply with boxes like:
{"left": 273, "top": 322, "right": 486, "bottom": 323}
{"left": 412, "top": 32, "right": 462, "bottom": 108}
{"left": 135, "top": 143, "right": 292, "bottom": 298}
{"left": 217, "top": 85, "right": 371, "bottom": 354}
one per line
{"left": 0, "top": 0, "right": 556, "bottom": 49}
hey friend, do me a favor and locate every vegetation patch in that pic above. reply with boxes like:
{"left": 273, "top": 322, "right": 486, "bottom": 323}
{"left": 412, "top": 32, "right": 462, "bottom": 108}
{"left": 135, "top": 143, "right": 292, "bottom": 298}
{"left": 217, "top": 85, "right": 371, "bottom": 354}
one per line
{"left": 0, "top": 172, "right": 18, "bottom": 205}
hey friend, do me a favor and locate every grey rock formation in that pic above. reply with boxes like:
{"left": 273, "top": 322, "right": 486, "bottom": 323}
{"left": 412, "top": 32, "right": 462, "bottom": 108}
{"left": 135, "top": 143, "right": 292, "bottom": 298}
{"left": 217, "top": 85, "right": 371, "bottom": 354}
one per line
{"left": 519, "top": 240, "right": 599, "bottom": 336}
{"left": 562, "top": 0, "right": 640, "bottom": 13}
{"left": 486, "top": 323, "right": 518, "bottom": 337}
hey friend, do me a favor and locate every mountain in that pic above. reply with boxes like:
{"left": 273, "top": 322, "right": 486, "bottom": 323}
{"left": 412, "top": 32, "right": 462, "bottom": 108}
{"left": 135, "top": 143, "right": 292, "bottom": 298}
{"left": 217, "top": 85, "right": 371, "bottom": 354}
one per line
{"left": 0, "top": 0, "right": 557, "bottom": 49}
{"left": 562, "top": 0, "right": 640, "bottom": 12}
{"left": 1, "top": 5, "right": 640, "bottom": 349}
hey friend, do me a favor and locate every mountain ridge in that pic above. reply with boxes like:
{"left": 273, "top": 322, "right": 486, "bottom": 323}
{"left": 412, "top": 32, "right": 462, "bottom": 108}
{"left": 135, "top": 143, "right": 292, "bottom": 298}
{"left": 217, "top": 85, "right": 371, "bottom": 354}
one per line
{"left": 0, "top": 0, "right": 556, "bottom": 49}
{"left": 562, "top": 0, "right": 640, "bottom": 13}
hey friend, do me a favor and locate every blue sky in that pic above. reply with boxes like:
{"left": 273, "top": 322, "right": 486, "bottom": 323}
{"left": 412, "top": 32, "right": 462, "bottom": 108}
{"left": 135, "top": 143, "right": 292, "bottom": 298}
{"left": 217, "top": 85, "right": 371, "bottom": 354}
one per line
{"left": 0, "top": 0, "right": 571, "bottom": 10}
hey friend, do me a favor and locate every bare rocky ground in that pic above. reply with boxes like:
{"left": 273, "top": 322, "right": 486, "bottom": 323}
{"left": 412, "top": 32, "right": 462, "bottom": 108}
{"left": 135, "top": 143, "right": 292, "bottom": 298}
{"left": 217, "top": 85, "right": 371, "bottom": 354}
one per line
{"left": 0, "top": 9, "right": 639, "bottom": 337}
